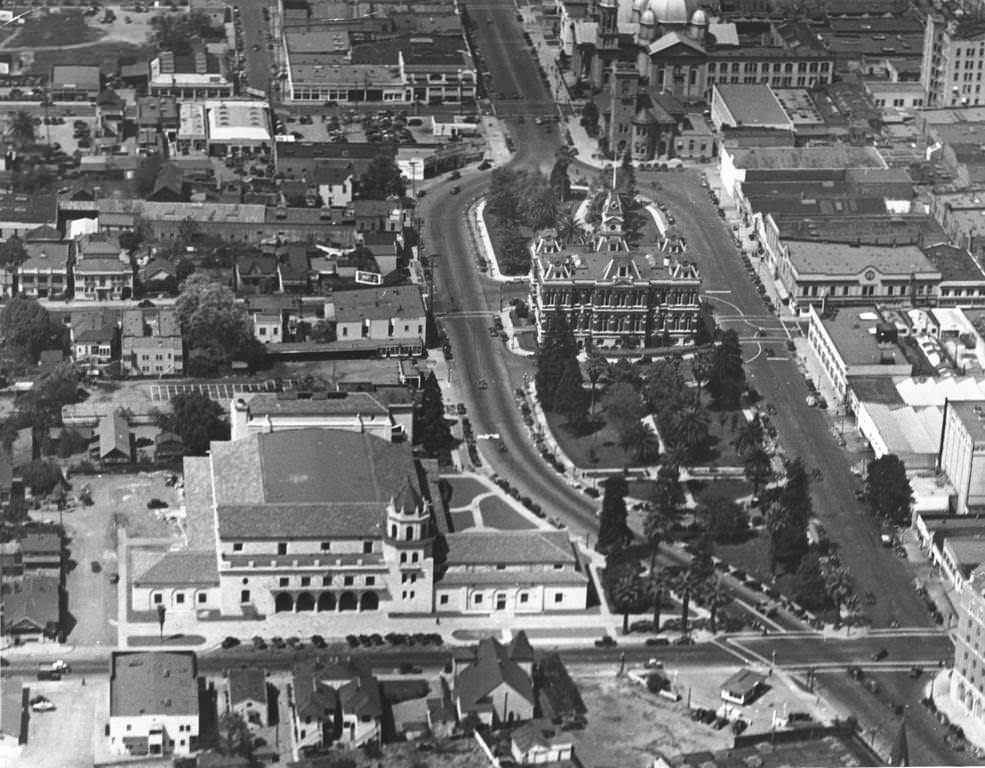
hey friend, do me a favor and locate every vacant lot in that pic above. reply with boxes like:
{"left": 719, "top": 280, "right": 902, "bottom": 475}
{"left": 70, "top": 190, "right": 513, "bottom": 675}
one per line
{"left": 9, "top": 10, "right": 105, "bottom": 47}
{"left": 13, "top": 677, "right": 104, "bottom": 768}
{"left": 25, "top": 42, "right": 150, "bottom": 75}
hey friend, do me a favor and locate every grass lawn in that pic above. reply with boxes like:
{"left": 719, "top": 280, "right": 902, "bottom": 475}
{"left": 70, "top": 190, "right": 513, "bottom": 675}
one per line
{"left": 128, "top": 634, "right": 206, "bottom": 646}
{"left": 714, "top": 532, "right": 772, "bottom": 582}
{"left": 688, "top": 478, "right": 755, "bottom": 506}
{"left": 450, "top": 510, "right": 474, "bottom": 531}
{"left": 478, "top": 496, "right": 535, "bottom": 530}
{"left": 13, "top": 11, "right": 105, "bottom": 47}
{"left": 546, "top": 411, "right": 636, "bottom": 470}
{"left": 441, "top": 476, "right": 489, "bottom": 508}
{"left": 482, "top": 208, "right": 531, "bottom": 276}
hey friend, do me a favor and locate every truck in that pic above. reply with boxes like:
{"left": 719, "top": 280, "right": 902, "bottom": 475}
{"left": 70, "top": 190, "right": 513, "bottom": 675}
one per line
{"left": 37, "top": 660, "right": 70, "bottom": 680}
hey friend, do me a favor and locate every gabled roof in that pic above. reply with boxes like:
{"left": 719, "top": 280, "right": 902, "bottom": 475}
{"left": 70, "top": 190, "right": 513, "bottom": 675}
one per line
{"left": 20, "top": 532, "right": 60, "bottom": 555}
{"left": 455, "top": 637, "right": 534, "bottom": 713}
{"left": 508, "top": 631, "right": 534, "bottom": 662}
{"left": 98, "top": 411, "right": 130, "bottom": 459}
{"left": 444, "top": 531, "right": 578, "bottom": 566}
{"left": 648, "top": 30, "right": 705, "bottom": 56}
{"left": 229, "top": 668, "right": 267, "bottom": 708}
{"left": 24, "top": 224, "right": 61, "bottom": 242}
{"left": 338, "top": 675, "right": 382, "bottom": 719}
{"left": 293, "top": 660, "right": 339, "bottom": 721}
{"left": 0, "top": 574, "right": 59, "bottom": 632}
{"left": 133, "top": 550, "right": 219, "bottom": 587}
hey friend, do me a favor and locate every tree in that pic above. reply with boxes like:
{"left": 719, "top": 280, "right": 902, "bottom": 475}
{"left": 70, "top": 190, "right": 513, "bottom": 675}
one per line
{"left": 359, "top": 153, "right": 406, "bottom": 199}
{"left": 555, "top": 209, "right": 585, "bottom": 245}
{"left": 584, "top": 341, "right": 609, "bottom": 416}
{"left": 520, "top": 177, "right": 559, "bottom": 230}
{"left": 643, "top": 503, "right": 671, "bottom": 570}
{"left": 822, "top": 562, "right": 857, "bottom": 614}
{"left": 704, "top": 498, "right": 748, "bottom": 544}
{"left": 149, "top": 10, "right": 218, "bottom": 55}
{"left": 487, "top": 168, "right": 523, "bottom": 221}
{"left": 693, "top": 300, "right": 716, "bottom": 346}
{"left": 620, "top": 420, "right": 660, "bottom": 465}
{"left": 618, "top": 151, "right": 636, "bottom": 202}
{"left": 581, "top": 101, "right": 600, "bottom": 136}
{"left": 20, "top": 460, "right": 63, "bottom": 496}
{"left": 133, "top": 153, "right": 165, "bottom": 198}
{"left": 0, "top": 235, "right": 27, "bottom": 272}
{"left": 792, "top": 553, "right": 829, "bottom": 611}
{"left": 865, "top": 454, "right": 913, "bottom": 526}
{"left": 177, "top": 217, "right": 201, "bottom": 247}
{"left": 536, "top": 313, "right": 577, "bottom": 413}
{"left": 553, "top": 357, "right": 588, "bottom": 425}
{"left": 731, "top": 417, "right": 764, "bottom": 458}
{"left": 602, "top": 381, "right": 644, "bottom": 427}
{"left": 214, "top": 712, "right": 255, "bottom": 759}
{"left": 670, "top": 403, "right": 709, "bottom": 461}
{"left": 1, "top": 296, "right": 66, "bottom": 363}
{"left": 157, "top": 392, "right": 229, "bottom": 456}
{"left": 309, "top": 320, "right": 336, "bottom": 343}
{"left": 644, "top": 566, "right": 671, "bottom": 630}
{"left": 415, "top": 371, "right": 455, "bottom": 459}
{"left": 176, "top": 274, "right": 262, "bottom": 376}
{"left": 743, "top": 447, "right": 773, "bottom": 497}
{"left": 702, "top": 576, "right": 732, "bottom": 634}
{"left": 157, "top": 603, "right": 166, "bottom": 640}
{"left": 549, "top": 155, "right": 571, "bottom": 201}
{"left": 768, "top": 517, "right": 809, "bottom": 575}
{"left": 6, "top": 110, "right": 35, "bottom": 151}
{"left": 596, "top": 474, "right": 630, "bottom": 555}
{"left": 498, "top": 222, "right": 532, "bottom": 276}
{"left": 610, "top": 561, "right": 643, "bottom": 634}
{"left": 707, "top": 329, "right": 746, "bottom": 409}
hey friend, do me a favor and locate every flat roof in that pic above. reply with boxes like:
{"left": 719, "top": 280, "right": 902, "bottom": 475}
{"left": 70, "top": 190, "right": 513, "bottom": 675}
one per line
{"left": 948, "top": 400, "right": 985, "bottom": 444}
{"left": 715, "top": 84, "right": 791, "bottom": 129}
{"left": 206, "top": 101, "right": 271, "bottom": 143}
{"left": 819, "top": 309, "right": 904, "bottom": 367}
{"left": 729, "top": 145, "right": 886, "bottom": 171}
{"left": 785, "top": 240, "right": 938, "bottom": 278}
{"left": 923, "top": 243, "right": 985, "bottom": 282}
{"left": 291, "top": 62, "right": 402, "bottom": 86}
{"left": 179, "top": 102, "right": 206, "bottom": 138}
{"left": 110, "top": 652, "right": 198, "bottom": 718}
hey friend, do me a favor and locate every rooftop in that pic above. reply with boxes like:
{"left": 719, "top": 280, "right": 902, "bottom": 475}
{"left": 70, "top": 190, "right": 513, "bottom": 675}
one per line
{"left": 238, "top": 391, "right": 390, "bottom": 417}
{"left": 133, "top": 550, "right": 219, "bottom": 587}
{"left": 714, "top": 84, "right": 791, "bottom": 129}
{"left": 949, "top": 400, "right": 985, "bottom": 444}
{"left": 110, "top": 652, "right": 199, "bottom": 718}
{"left": 229, "top": 667, "right": 267, "bottom": 708}
{"left": 784, "top": 240, "right": 938, "bottom": 278}
{"left": 728, "top": 145, "right": 886, "bottom": 171}
{"left": 50, "top": 65, "right": 100, "bottom": 91}
{"left": 922, "top": 242, "right": 985, "bottom": 283}
{"left": 206, "top": 100, "right": 271, "bottom": 143}
{"left": 0, "top": 574, "right": 59, "bottom": 632}
{"left": 817, "top": 309, "right": 907, "bottom": 367}
{"left": 444, "top": 530, "right": 579, "bottom": 566}
{"left": 332, "top": 286, "right": 426, "bottom": 323}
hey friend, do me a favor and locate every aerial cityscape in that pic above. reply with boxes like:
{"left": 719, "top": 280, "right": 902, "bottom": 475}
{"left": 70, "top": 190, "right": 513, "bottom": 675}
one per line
{"left": 4, "top": 0, "right": 985, "bottom": 765}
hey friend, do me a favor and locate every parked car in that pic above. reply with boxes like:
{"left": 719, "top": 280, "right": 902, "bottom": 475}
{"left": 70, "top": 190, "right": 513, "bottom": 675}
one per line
{"left": 221, "top": 636, "right": 240, "bottom": 650}
{"left": 271, "top": 636, "right": 286, "bottom": 650}
{"left": 449, "top": 170, "right": 461, "bottom": 180}
{"left": 252, "top": 636, "right": 267, "bottom": 650}
{"left": 594, "top": 635, "right": 617, "bottom": 648}
{"left": 31, "top": 698, "right": 56, "bottom": 712}
{"left": 871, "top": 648, "right": 888, "bottom": 661}
{"left": 147, "top": 498, "right": 168, "bottom": 509}
{"left": 645, "top": 637, "right": 670, "bottom": 646}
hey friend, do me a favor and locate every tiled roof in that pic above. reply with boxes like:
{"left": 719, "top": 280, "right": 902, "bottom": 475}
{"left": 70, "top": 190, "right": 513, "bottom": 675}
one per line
{"left": 133, "top": 550, "right": 219, "bottom": 587}
{"left": 98, "top": 411, "right": 130, "bottom": 459}
{"left": 437, "top": 570, "right": 587, "bottom": 586}
{"left": 110, "top": 651, "right": 198, "bottom": 717}
{"left": 217, "top": 503, "right": 384, "bottom": 539}
{"left": 229, "top": 668, "right": 267, "bottom": 708}
{"left": 294, "top": 660, "right": 340, "bottom": 721}
{"left": 444, "top": 531, "right": 578, "bottom": 565}
{"left": 339, "top": 675, "right": 382, "bottom": 718}
{"left": 74, "top": 257, "right": 131, "bottom": 275}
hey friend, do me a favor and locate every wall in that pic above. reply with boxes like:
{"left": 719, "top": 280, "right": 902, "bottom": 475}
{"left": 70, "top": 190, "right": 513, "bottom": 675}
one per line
{"left": 108, "top": 713, "right": 199, "bottom": 756}
{"left": 435, "top": 579, "right": 587, "bottom": 614}
{"left": 131, "top": 584, "right": 222, "bottom": 613}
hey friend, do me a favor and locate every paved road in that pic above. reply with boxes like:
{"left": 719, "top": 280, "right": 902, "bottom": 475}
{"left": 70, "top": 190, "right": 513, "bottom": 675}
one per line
{"left": 635, "top": 170, "right": 932, "bottom": 630}
{"left": 236, "top": 0, "right": 274, "bottom": 94}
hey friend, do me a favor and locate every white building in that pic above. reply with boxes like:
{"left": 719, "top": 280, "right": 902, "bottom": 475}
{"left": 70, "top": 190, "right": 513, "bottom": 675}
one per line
{"left": 108, "top": 652, "right": 199, "bottom": 757}
{"left": 940, "top": 400, "right": 985, "bottom": 515}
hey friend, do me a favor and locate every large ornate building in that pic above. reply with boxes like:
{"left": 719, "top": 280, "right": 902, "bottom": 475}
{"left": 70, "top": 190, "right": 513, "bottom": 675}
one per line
{"left": 562, "top": 0, "right": 835, "bottom": 105}
{"left": 530, "top": 185, "right": 701, "bottom": 348}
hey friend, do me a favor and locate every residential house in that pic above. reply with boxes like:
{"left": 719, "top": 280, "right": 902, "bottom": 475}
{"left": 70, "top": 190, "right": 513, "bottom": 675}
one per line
{"left": 510, "top": 720, "right": 575, "bottom": 766}
{"left": 276, "top": 244, "right": 310, "bottom": 293}
{"left": 229, "top": 390, "right": 413, "bottom": 443}
{"left": 327, "top": 285, "right": 427, "bottom": 356}
{"left": 436, "top": 530, "right": 590, "bottom": 614}
{"left": 140, "top": 257, "right": 178, "bottom": 289}
{"left": 453, "top": 635, "right": 536, "bottom": 727}
{"left": 292, "top": 661, "right": 341, "bottom": 752}
{"left": 315, "top": 166, "right": 353, "bottom": 208}
{"left": 121, "top": 307, "right": 184, "bottom": 377}
{"left": 20, "top": 532, "right": 61, "bottom": 574}
{"left": 0, "top": 575, "right": 61, "bottom": 643}
{"left": 251, "top": 310, "right": 283, "bottom": 344}
{"left": 0, "top": 448, "right": 12, "bottom": 513}
{"left": 154, "top": 431, "right": 185, "bottom": 462}
{"left": 69, "top": 308, "right": 118, "bottom": 368}
{"left": 227, "top": 668, "right": 268, "bottom": 728}
{"left": 353, "top": 199, "right": 404, "bottom": 233}
{"left": 49, "top": 65, "right": 101, "bottom": 101}
{"left": 234, "top": 253, "right": 279, "bottom": 294}
{"left": 721, "top": 668, "right": 766, "bottom": 705}
{"left": 0, "top": 540, "right": 22, "bottom": 578}
{"left": 18, "top": 240, "right": 71, "bottom": 299}
{"left": 530, "top": 187, "right": 701, "bottom": 349}
{"left": 73, "top": 233, "right": 134, "bottom": 301}
{"left": 337, "top": 673, "right": 383, "bottom": 747}
{"left": 108, "top": 652, "right": 200, "bottom": 757}
{"left": 93, "top": 411, "right": 133, "bottom": 464}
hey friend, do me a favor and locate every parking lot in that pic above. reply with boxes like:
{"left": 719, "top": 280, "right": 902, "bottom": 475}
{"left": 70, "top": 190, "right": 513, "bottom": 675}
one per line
{"left": 12, "top": 677, "right": 105, "bottom": 768}
{"left": 148, "top": 380, "right": 278, "bottom": 403}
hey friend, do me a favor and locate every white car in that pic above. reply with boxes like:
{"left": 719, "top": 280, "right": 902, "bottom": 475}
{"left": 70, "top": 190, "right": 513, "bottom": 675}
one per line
{"left": 645, "top": 658, "right": 664, "bottom": 669}
{"left": 31, "top": 699, "right": 56, "bottom": 712}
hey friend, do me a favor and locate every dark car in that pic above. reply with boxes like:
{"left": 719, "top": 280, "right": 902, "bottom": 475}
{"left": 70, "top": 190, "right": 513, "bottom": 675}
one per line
{"left": 449, "top": 170, "right": 461, "bottom": 180}
{"left": 594, "top": 635, "right": 617, "bottom": 648}
{"left": 222, "top": 636, "right": 240, "bottom": 649}
{"left": 871, "top": 648, "right": 888, "bottom": 661}
{"left": 311, "top": 634, "right": 327, "bottom": 649}
{"left": 645, "top": 637, "right": 670, "bottom": 646}
{"left": 271, "top": 636, "right": 286, "bottom": 650}
{"left": 252, "top": 636, "right": 267, "bottom": 650}
{"left": 346, "top": 634, "right": 360, "bottom": 648}
{"left": 450, "top": 185, "right": 461, "bottom": 194}
{"left": 674, "top": 634, "right": 695, "bottom": 646}
{"left": 147, "top": 498, "right": 169, "bottom": 509}
{"left": 287, "top": 636, "right": 303, "bottom": 650}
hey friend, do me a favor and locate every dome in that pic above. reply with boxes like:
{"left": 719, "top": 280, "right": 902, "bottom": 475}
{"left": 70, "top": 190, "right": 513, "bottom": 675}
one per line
{"left": 600, "top": 0, "right": 617, "bottom": 8}
{"left": 633, "top": 0, "right": 648, "bottom": 13}
{"left": 690, "top": 8, "right": 708, "bottom": 25}
{"left": 647, "top": 0, "right": 697, "bottom": 24}
{"left": 640, "top": 8, "right": 656, "bottom": 25}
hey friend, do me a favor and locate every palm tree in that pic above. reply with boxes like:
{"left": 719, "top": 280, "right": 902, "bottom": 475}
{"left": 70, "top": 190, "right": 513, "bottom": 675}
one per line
{"left": 612, "top": 566, "right": 643, "bottom": 635}
{"left": 6, "top": 110, "right": 35, "bottom": 151}
{"left": 672, "top": 404, "right": 710, "bottom": 460}
{"left": 555, "top": 208, "right": 586, "bottom": 245}
{"left": 645, "top": 567, "right": 671, "bottom": 631}
{"left": 823, "top": 564, "right": 857, "bottom": 614}
{"left": 643, "top": 504, "right": 671, "bottom": 571}
{"left": 731, "top": 418, "right": 764, "bottom": 458}
{"left": 620, "top": 420, "right": 660, "bottom": 464}
{"left": 691, "top": 348, "right": 714, "bottom": 399}
{"left": 702, "top": 576, "right": 733, "bottom": 634}
{"left": 743, "top": 446, "right": 773, "bottom": 497}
